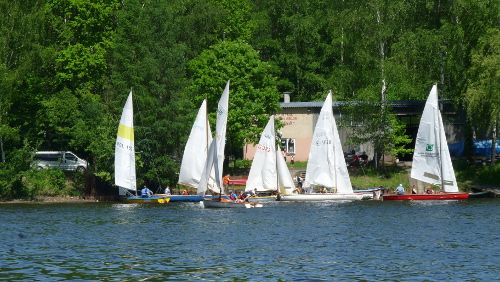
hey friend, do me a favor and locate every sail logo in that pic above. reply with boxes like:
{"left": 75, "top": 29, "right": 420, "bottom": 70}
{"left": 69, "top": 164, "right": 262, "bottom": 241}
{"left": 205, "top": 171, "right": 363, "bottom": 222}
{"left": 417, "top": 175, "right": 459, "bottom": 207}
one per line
{"left": 256, "top": 144, "right": 272, "bottom": 152}
{"left": 315, "top": 139, "right": 332, "bottom": 146}
{"left": 426, "top": 144, "right": 434, "bottom": 152}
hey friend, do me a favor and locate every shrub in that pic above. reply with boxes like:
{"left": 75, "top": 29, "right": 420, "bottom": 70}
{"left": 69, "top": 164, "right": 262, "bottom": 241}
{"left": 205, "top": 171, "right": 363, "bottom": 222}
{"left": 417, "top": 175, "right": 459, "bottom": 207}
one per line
{"left": 20, "top": 169, "right": 67, "bottom": 199}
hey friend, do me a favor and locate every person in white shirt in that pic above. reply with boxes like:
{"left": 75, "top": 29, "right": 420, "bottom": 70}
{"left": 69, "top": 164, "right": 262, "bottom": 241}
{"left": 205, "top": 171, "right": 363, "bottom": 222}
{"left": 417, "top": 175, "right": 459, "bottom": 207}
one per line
{"left": 395, "top": 184, "right": 405, "bottom": 195}
{"left": 164, "top": 186, "right": 171, "bottom": 195}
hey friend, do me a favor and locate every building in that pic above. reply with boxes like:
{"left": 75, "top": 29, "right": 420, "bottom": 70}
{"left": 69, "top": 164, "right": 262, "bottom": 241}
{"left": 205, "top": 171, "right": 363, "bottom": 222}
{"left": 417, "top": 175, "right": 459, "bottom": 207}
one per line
{"left": 243, "top": 94, "right": 465, "bottom": 163}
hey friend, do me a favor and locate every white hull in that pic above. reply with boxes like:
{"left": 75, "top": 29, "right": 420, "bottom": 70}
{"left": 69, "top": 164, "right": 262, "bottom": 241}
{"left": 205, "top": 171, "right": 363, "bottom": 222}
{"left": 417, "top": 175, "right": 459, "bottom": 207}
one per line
{"left": 353, "top": 188, "right": 384, "bottom": 200}
{"left": 355, "top": 192, "right": 376, "bottom": 200}
{"left": 279, "top": 193, "right": 364, "bottom": 201}
{"left": 247, "top": 195, "right": 277, "bottom": 202}
{"left": 202, "top": 199, "right": 263, "bottom": 208}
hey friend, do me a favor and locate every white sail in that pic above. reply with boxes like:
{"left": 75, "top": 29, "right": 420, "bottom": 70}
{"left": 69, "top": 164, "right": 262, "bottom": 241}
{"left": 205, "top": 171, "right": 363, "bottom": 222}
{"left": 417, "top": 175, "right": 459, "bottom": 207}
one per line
{"left": 215, "top": 81, "right": 229, "bottom": 189}
{"left": 245, "top": 116, "right": 278, "bottom": 192}
{"left": 410, "top": 84, "right": 458, "bottom": 192}
{"left": 197, "top": 139, "right": 222, "bottom": 195}
{"left": 276, "top": 144, "right": 295, "bottom": 195}
{"left": 114, "top": 90, "right": 136, "bottom": 192}
{"left": 197, "top": 81, "right": 230, "bottom": 196}
{"left": 303, "top": 91, "right": 353, "bottom": 194}
{"left": 178, "top": 100, "right": 215, "bottom": 188}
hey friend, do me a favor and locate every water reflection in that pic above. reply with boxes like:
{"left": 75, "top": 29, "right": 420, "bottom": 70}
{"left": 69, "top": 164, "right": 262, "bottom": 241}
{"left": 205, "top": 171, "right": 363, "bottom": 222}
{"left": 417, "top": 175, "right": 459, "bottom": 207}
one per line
{"left": 1, "top": 200, "right": 499, "bottom": 280}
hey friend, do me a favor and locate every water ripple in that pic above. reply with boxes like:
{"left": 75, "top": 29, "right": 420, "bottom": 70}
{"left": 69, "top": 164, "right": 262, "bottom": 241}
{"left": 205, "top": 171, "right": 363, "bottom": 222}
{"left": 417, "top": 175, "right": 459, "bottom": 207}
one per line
{"left": 1, "top": 200, "right": 498, "bottom": 280}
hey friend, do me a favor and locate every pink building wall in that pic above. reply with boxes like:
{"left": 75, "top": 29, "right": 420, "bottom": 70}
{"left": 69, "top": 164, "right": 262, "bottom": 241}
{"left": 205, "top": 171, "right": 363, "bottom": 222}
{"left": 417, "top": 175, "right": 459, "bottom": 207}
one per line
{"left": 244, "top": 108, "right": 316, "bottom": 162}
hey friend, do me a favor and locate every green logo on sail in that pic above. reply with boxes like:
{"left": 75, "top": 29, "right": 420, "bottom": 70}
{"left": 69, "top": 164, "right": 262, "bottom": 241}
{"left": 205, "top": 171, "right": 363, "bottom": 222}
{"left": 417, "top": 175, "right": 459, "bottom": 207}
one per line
{"left": 426, "top": 144, "right": 434, "bottom": 152}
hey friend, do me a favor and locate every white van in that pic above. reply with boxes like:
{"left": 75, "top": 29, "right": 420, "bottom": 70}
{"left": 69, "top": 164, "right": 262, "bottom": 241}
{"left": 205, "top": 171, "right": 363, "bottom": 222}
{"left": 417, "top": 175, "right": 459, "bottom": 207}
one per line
{"left": 34, "top": 151, "right": 88, "bottom": 172}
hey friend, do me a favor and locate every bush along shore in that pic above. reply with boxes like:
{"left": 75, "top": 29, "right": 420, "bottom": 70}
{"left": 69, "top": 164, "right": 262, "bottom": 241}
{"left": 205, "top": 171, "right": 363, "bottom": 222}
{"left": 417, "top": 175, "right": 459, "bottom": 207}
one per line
{"left": 1, "top": 161, "right": 499, "bottom": 202}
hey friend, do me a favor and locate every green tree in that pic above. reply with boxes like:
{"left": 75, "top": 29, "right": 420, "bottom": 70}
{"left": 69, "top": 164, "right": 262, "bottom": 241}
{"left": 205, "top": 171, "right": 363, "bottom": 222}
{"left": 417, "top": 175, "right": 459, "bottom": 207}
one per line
{"left": 105, "top": 0, "right": 195, "bottom": 188}
{"left": 187, "top": 40, "right": 280, "bottom": 160}
{"left": 37, "top": 0, "right": 120, "bottom": 171}
{"left": 216, "top": 0, "right": 254, "bottom": 41}
{"left": 253, "top": 0, "right": 331, "bottom": 100}
{"left": 0, "top": 63, "right": 20, "bottom": 163}
{"left": 465, "top": 28, "right": 500, "bottom": 164}
{"left": 340, "top": 101, "right": 412, "bottom": 170}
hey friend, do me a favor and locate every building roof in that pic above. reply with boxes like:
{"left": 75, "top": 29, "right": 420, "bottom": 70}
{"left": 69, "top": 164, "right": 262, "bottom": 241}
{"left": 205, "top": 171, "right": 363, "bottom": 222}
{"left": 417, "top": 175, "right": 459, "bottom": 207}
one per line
{"left": 279, "top": 100, "right": 428, "bottom": 109}
{"left": 279, "top": 99, "right": 460, "bottom": 116}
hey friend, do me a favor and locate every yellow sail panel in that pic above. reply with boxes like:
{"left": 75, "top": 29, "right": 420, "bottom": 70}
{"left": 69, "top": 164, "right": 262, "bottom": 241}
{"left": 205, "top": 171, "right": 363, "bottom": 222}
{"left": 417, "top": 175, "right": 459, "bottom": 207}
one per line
{"left": 117, "top": 124, "right": 134, "bottom": 141}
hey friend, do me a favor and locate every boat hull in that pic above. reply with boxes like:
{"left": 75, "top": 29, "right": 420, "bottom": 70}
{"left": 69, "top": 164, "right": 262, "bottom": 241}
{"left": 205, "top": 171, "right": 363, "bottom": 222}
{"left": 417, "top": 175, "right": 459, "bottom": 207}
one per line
{"left": 228, "top": 178, "right": 247, "bottom": 186}
{"left": 353, "top": 188, "right": 384, "bottom": 200}
{"left": 382, "top": 193, "right": 469, "bottom": 201}
{"left": 126, "top": 195, "right": 170, "bottom": 204}
{"left": 156, "top": 194, "right": 204, "bottom": 202}
{"left": 279, "top": 193, "right": 364, "bottom": 201}
{"left": 247, "top": 195, "right": 277, "bottom": 202}
{"left": 469, "top": 191, "right": 497, "bottom": 198}
{"left": 202, "top": 199, "right": 262, "bottom": 208}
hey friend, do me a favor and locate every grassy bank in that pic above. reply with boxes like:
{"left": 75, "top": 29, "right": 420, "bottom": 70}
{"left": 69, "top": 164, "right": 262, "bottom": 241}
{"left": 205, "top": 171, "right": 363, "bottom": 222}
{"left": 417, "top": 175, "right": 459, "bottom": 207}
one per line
{"left": 230, "top": 160, "right": 412, "bottom": 190}
{"left": 230, "top": 159, "right": 500, "bottom": 192}
{"left": 455, "top": 161, "right": 500, "bottom": 189}
{"left": 3, "top": 160, "right": 498, "bottom": 201}
{"left": 349, "top": 167, "right": 411, "bottom": 190}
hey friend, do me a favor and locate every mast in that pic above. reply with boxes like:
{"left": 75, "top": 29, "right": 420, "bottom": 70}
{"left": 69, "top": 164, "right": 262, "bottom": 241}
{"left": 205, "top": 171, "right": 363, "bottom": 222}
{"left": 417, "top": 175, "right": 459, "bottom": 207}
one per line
{"left": 206, "top": 95, "right": 209, "bottom": 164}
{"left": 205, "top": 94, "right": 210, "bottom": 196}
{"left": 217, "top": 135, "right": 222, "bottom": 201}
{"left": 331, "top": 90, "right": 338, "bottom": 192}
{"left": 437, "top": 86, "right": 444, "bottom": 190}
{"left": 275, "top": 117, "right": 281, "bottom": 200}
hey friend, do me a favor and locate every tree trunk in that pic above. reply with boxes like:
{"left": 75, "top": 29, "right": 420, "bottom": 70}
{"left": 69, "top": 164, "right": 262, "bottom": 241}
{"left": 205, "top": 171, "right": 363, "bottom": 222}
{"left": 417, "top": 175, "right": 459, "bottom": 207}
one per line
{"left": 0, "top": 137, "right": 4, "bottom": 162}
{"left": 377, "top": 8, "right": 387, "bottom": 172}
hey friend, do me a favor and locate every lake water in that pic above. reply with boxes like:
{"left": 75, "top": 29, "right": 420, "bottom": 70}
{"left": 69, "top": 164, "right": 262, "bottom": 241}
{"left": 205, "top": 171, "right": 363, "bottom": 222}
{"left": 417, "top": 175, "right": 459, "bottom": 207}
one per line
{"left": 1, "top": 199, "right": 499, "bottom": 281}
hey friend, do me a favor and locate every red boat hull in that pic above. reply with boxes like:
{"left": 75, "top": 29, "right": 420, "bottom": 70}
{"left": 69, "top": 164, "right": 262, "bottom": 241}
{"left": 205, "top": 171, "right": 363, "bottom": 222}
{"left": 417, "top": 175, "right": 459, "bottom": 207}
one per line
{"left": 383, "top": 193, "right": 469, "bottom": 201}
{"left": 228, "top": 178, "right": 247, "bottom": 186}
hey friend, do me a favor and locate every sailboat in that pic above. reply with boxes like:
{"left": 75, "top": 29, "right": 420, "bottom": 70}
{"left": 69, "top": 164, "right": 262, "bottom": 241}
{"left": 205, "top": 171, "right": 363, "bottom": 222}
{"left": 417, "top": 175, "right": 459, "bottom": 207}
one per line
{"left": 383, "top": 84, "right": 469, "bottom": 200}
{"left": 114, "top": 90, "right": 169, "bottom": 204}
{"left": 168, "top": 99, "right": 214, "bottom": 202}
{"left": 198, "top": 81, "right": 262, "bottom": 208}
{"left": 245, "top": 115, "right": 295, "bottom": 201}
{"left": 280, "top": 91, "right": 364, "bottom": 201}
{"left": 276, "top": 145, "right": 296, "bottom": 196}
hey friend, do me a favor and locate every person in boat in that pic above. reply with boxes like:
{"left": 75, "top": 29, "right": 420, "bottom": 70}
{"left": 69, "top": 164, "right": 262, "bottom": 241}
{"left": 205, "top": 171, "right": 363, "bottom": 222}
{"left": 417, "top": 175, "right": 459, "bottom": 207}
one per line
{"left": 164, "top": 186, "right": 171, "bottom": 195}
{"left": 426, "top": 188, "right": 434, "bottom": 194}
{"left": 141, "top": 185, "right": 153, "bottom": 198}
{"left": 229, "top": 191, "right": 237, "bottom": 200}
{"left": 235, "top": 191, "right": 254, "bottom": 203}
{"left": 359, "top": 151, "right": 368, "bottom": 165}
{"left": 223, "top": 174, "right": 231, "bottom": 188}
{"left": 411, "top": 185, "right": 417, "bottom": 194}
{"left": 296, "top": 175, "right": 303, "bottom": 189}
{"left": 181, "top": 189, "right": 189, "bottom": 195}
{"left": 395, "top": 184, "right": 405, "bottom": 195}
{"left": 234, "top": 191, "right": 244, "bottom": 203}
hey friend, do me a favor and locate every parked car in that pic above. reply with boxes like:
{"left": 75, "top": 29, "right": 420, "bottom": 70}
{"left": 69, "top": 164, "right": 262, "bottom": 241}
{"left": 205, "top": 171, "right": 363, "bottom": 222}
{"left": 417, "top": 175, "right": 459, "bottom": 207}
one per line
{"left": 33, "top": 151, "right": 88, "bottom": 172}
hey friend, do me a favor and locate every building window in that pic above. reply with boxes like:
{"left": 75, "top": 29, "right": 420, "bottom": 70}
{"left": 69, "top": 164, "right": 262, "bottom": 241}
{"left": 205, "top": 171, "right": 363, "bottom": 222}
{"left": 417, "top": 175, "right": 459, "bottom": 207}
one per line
{"left": 281, "top": 138, "right": 296, "bottom": 155}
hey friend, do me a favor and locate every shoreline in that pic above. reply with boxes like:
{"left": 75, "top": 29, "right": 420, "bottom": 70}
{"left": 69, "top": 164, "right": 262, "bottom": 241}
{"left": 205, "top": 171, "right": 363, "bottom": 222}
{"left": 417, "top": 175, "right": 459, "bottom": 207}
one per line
{"left": 0, "top": 196, "right": 102, "bottom": 204}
